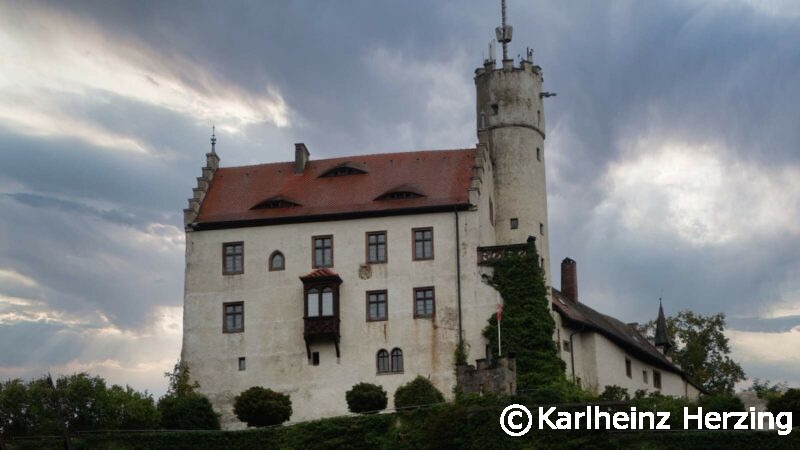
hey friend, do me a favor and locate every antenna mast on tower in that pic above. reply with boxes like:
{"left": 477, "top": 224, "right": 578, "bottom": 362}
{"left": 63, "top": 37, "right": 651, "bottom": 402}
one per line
{"left": 496, "top": 0, "right": 513, "bottom": 60}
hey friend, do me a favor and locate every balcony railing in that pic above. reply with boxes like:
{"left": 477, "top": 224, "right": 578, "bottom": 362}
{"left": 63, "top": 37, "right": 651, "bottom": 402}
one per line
{"left": 477, "top": 242, "right": 532, "bottom": 266}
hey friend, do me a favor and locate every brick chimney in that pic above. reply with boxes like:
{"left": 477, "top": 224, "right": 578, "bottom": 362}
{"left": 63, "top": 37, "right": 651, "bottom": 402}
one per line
{"left": 561, "top": 257, "right": 577, "bottom": 302}
{"left": 295, "top": 143, "right": 310, "bottom": 174}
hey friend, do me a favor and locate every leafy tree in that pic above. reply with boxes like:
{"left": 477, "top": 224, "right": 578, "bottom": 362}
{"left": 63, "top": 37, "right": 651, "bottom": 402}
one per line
{"left": 631, "top": 392, "right": 695, "bottom": 428}
{"left": 0, "top": 379, "right": 33, "bottom": 438}
{"left": 767, "top": 388, "right": 800, "bottom": 418}
{"left": 394, "top": 376, "right": 444, "bottom": 410}
{"left": 233, "top": 387, "right": 292, "bottom": 427}
{"left": 104, "top": 385, "right": 160, "bottom": 430}
{"left": 642, "top": 310, "right": 745, "bottom": 394}
{"left": 599, "top": 385, "right": 630, "bottom": 402}
{"left": 164, "top": 360, "right": 200, "bottom": 398}
{"left": 751, "top": 378, "right": 787, "bottom": 402}
{"left": 481, "top": 241, "right": 566, "bottom": 389}
{"left": 697, "top": 393, "right": 744, "bottom": 413}
{"left": 346, "top": 383, "right": 388, "bottom": 414}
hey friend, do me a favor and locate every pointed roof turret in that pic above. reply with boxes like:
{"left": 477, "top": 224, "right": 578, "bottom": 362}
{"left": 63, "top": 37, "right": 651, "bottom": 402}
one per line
{"left": 654, "top": 299, "right": 673, "bottom": 354}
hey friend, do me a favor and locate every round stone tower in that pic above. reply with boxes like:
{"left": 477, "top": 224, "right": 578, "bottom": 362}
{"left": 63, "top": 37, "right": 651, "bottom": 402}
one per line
{"left": 475, "top": 39, "right": 551, "bottom": 281}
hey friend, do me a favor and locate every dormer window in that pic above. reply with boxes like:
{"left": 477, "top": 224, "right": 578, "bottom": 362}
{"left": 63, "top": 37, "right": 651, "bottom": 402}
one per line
{"left": 251, "top": 196, "right": 301, "bottom": 209}
{"left": 319, "top": 163, "right": 367, "bottom": 178}
{"left": 375, "top": 185, "right": 425, "bottom": 201}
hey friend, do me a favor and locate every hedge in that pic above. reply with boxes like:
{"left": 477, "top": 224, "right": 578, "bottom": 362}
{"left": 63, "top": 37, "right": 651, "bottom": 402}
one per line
{"left": 6, "top": 402, "right": 798, "bottom": 450}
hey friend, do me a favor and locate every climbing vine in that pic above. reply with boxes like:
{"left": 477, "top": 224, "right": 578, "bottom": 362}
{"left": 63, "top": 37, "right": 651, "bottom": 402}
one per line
{"left": 482, "top": 241, "right": 566, "bottom": 389}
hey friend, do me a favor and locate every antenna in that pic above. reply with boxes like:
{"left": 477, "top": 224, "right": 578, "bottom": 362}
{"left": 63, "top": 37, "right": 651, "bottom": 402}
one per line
{"left": 210, "top": 125, "right": 217, "bottom": 154}
{"left": 495, "top": 0, "right": 513, "bottom": 60}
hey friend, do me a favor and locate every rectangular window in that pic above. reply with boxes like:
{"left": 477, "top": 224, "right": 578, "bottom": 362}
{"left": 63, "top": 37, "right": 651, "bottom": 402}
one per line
{"left": 222, "top": 242, "right": 244, "bottom": 275}
{"left": 510, "top": 218, "right": 519, "bottom": 230}
{"left": 367, "top": 290, "right": 388, "bottom": 321}
{"left": 312, "top": 352, "right": 320, "bottom": 366}
{"left": 321, "top": 289, "right": 334, "bottom": 316}
{"left": 625, "top": 357, "right": 632, "bottom": 378}
{"left": 643, "top": 370, "right": 649, "bottom": 384}
{"left": 238, "top": 357, "right": 246, "bottom": 371}
{"left": 540, "top": 222, "right": 545, "bottom": 235}
{"left": 307, "top": 290, "right": 320, "bottom": 317}
{"left": 653, "top": 371, "right": 662, "bottom": 389}
{"left": 413, "top": 227, "right": 433, "bottom": 260}
{"left": 313, "top": 235, "right": 333, "bottom": 268}
{"left": 366, "top": 231, "right": 387, "bottom": 263}
{"left": 562, "top": 340, "right": 571, "bottom": 352}
{"left": 414, "top": 287, "right": 435, "bottom": 318}
{"left": 223, "top": 302, "right": 244, "bottom": 333}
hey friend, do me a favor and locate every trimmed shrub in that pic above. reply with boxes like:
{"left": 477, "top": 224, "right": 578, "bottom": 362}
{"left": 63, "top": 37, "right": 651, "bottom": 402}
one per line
{"left": 394, "top": 376, "right": 444, "bottom": 410}
{"left": 346, "top": 383, "right": 388, "bottom": 414}
{"left": 768, "top": 388, "right": 800, "bottom": 417}
{"left": 233, "top": 387, "right": 292, "bottom": 427}
{"left": 158, "top": 394, "right": 220, "bottom": 430}
{"left": 697, "top": 393, "right": 744, "bottom": 413}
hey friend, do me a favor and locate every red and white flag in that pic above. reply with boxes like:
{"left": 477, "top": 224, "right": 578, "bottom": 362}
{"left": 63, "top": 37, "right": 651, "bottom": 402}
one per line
{"left": 496, "top": 303, "right": 503, "bottom": 322}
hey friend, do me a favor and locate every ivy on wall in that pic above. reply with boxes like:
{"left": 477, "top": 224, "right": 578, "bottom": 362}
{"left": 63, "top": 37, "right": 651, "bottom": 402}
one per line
{"left": 481, "top": 241, "right": 566, "bottom": 389}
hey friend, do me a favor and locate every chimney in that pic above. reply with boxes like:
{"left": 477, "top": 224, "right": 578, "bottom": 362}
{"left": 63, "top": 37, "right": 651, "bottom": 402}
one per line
{"left": 295, "top": 143, "right": 310, "bottom": 174}
{"left": 561, "top": 257, "right": 578, "bottom": 302}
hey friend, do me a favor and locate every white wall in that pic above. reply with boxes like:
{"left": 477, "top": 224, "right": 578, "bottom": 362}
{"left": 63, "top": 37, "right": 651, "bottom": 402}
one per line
{"left": 182, "top": 208, "right": 502, "bottom": 428}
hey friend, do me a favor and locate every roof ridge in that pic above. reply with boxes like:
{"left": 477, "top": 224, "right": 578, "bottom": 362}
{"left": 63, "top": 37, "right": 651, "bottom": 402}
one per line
{"left": 217, "top": 148, "right": 477, "bottom": 171}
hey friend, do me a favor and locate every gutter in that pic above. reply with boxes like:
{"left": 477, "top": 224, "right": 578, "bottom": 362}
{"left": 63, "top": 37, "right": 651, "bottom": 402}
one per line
{"left": 569, "top": 325, "right": 586, "bottom": 383}
{"left": 454, "top": 209, "right": 463, "bottom": 346}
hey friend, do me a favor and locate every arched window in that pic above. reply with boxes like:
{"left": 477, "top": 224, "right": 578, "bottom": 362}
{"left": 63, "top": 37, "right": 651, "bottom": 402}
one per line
{"left": 376, "top": 349, "right": 390, "bottom": 373}
{"left": 269, "top": 251, "right": 285, "bottom": 271}
{"left": 390, "top": 348, "right": 403, "bottom": 373}
{"left": 321, "top": 287, "right": 334, "bottom": 317}
{"left": 307, "top": 289, "right": 319, "bottom": 317}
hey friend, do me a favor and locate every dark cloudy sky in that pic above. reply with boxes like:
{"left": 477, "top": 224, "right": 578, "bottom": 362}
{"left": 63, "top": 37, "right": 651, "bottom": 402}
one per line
{"left": 1, "top": 0, "right": 798, "bottom": 395}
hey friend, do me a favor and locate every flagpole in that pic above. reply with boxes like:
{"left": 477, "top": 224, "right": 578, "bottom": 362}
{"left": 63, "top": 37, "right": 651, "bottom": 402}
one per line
{"left": 498, "top": 314, "right": 502, "bottom": 356}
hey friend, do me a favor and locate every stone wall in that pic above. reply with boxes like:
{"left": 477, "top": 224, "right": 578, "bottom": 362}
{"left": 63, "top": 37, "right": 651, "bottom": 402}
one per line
{"left": 456, "top": 356, "right": 516, "bottom": 395}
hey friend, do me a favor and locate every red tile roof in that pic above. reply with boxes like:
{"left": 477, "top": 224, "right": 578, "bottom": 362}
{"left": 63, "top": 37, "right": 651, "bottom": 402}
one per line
{"left": 299, "top": 268, "right": 341, "bottom": 282}
{"left": 194, "top": 149, "right": 475, "bottom": 229}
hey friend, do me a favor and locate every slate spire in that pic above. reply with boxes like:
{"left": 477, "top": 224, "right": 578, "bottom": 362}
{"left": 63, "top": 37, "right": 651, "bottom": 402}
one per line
{"left": 654, "top": 298, "right": 673, "bottom": 354}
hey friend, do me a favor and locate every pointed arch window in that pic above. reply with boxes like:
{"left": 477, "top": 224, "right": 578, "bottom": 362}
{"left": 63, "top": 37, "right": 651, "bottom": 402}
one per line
{"left": 269, "top": 251, "right": 285, "bottom": 271}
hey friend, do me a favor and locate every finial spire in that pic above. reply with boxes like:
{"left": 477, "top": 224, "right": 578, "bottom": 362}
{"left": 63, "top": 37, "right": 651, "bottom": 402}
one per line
{"left": 210, "top": 125, "right": 217, "bottom": 154}
{"left": 654, "top": 299, "right": 673, "bottom": 354}
{"left": 496, "top": 0, "right": 513, "bottom": 60}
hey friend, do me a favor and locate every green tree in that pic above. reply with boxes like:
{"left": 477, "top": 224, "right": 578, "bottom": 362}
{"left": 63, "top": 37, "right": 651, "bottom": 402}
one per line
{"left": 482, "top": 241, "right": 566, "bottom": 389}
{"left": 394, "top": 376, "right": 444, "bottom": 410}
{"left": 104, "top": 385, "right": 160, "bottom": 430}
{"left": 233, "top": 387, "right": 292, "bottom": 427}
{"left": 158, "top": 395, "right": 220, "bottom": 430}
{"left": 767, "top": 388, "right": 800, "bottom": 418}
{"left": 642, "top": 310, "right": 745, "bottom": 394}
{"left": 345, "top": 383, "right": 388, "bottom": 414}
{"left": 164, "top": 360, "right": 199, "bottom": 398}
{"left": 0, "top": 379, "right": 33, "bottom": 438}
{"left": 599, "top": 385, "right": 630, "bottom": 402}
{"left": 751, "top": 378, "right": 787, "bottom": 402}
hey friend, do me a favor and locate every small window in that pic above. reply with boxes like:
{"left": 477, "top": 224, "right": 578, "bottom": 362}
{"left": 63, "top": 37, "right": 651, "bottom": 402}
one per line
{"left": 536, "top": 147, "right": 541, "bottom": 162}
{"left": 366, "top": 231, "right": 387, "bottom": 263}
{"left": 269, "top": 251, "right": 285, "bottom": 271}
{"left": 313, "top": 235, "right": 333, "bottom": 268}
{"left": 414, "top": 287, "right": 435, "bottom": 318}
{"left": 540, "top": 222, "right": 544, "bottom": 235}
{"left": 489, "top": 198, "right": 494, "bottom": 226}
{"left": 413, "top": 227, "right": 434, "bottom": 260}
{"left": 510, "top": 218, "right": 519, "bottom": 230}
{"left": 537, "top": 110, "right": 541, "bottom": 125}
{"left": 367, "top": 290, "right": 388, "bottom": 321}
{"left": 653, "top": 371, "right": 662, "bottom": 389}
{"left": 643, "top": 370, "right": 649, "bottom": 384}
{"left": 223, "top": 302, "right": 244, "bottom": 333}
{"left": 312, "top": 352, "right": 320, "bottom": 366}
{"left": 307, "top": 288, "right": 335, "bottom": 318}
{"left": 223, "top": 242, "right": 244, "bottom": 275}
{"left": 491, "top": 103, "right": 499, "bottom": 115}
{"left": 377, "top": 349, "right": 390, "bottom": 373}
{"left": 238, "top": 357, "right": 246, "bottom": 371}
{"left": 390, "top": 348, "right": 404, "bottom": 373}
{"left": 625, "top": 358, "right": 632, "bottom": 378}
{"left": 562, "top": 340, "right": 571, "bottom": 352}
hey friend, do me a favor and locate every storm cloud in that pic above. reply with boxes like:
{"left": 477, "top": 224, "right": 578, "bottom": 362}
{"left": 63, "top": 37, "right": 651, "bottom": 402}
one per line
{"left": 0, "top": 0, "right": 798, "bottom": 394}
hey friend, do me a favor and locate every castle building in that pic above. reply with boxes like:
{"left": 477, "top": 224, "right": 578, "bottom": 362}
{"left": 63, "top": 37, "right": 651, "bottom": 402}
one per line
{"left": 180, "top": 4, "right": 699, "bottom": 427}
